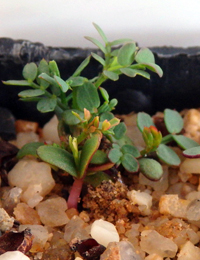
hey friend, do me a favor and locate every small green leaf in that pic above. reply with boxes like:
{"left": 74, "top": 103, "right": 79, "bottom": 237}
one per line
{"left": 20, "top": 97, "right": 41, "bottom": 102}
{"left": 183, "top": 146, "right": 200, "bottom": 158}
{"left": 120, "top": 68, "right": 150, "bottom": 79}
{"left": 85, "top": 36, "right": 107, "bottom": 54}
{"left": 84, "top": 172, "right": 111, "bottom": 187}
{"left": 108, "top": 148, "right": 122, "bottom": 163}
{"left": 172, "top": 135, "right": 199, "bottom": 149}
{"left": 49, "top": 60, "right": 60, "bottom": 77}
{"left": 22, "top": 62, "right": 38, "bottom": 81}
{"left": 99, "top": 87, "right": 109, "bottom": 102}
{"left": 72, "top": 56, "right": 91, "bottom": 77}
{"left": 109, "top": 98, "right": 118, "bottom": 110}
{"left": 75, "top": 82, "right": 100, "bottom": 112}
{"left": 103, "top": 70, "right": 119, "bottom": 81}
{"left": 62, "top": 109, "right": 84, "bottom": 125}
{"left": 18, "top": 89, "right": 45, "bottom": 98}
{"left": 93, "top": 23, "right": 108, "bottom": 43}
{"left": 90, "top": 150, "right": 108, "bottom": 164}
{"left": 117, "top": 42, "right": 136, "bottom": 66}
{"left": 164, "top": 109, "right": 184, "bottom": 134}
{"left": 135, "top": 48, "right": 155, "bottom": 64}
{"left": 139, "top": 158, "right": 163, "bottom": 180}
{"left": 113, "top": 122, "right": 127, "bottom": 139}
{"left": 91, "top": 52, "right": 105, "bottom": 66}
{"left": 37, "top": 59, "right": 50, "bottom": 88}
{"left": 141, "top": 63, "right": 163, "bottom": 77}
{"left": 37, "top": 145, "right": 77, "bottom": 177}
{"left": 70, "top": 76, "right": 85, "bottom": 87}
{"left": 3, "top": 80, "right": 31, "bottom": 86}
{"left": 121, "top": 144, "right": 140, "bottom": 158}
{"left": 137, "top": 112, "right": 155, "bottom": 132}
{"left": 17, "top": 142, "right": 44, "bottom": 159}
{"left": 54, "top": 76, "right": 70, "bottom": 93}
{"left": 78, "top": 134, "right": 101, "bottom": 178}
{"left": 121, "top": 153, "right": 139, "bottom": 173}
{"left": 157, "top": 144, "right": 181, "bottom": 166}
{"left": 100, "top": 112, "right": 114, "bottom": 122}
{"left": 38, "top": 73, "right": 58, "bottom": 86}
{"left": 37, "top": 97, "right": 57, "bottom": 113}
{"left": 110, "top": 39, "right": 133, "bottom": 46}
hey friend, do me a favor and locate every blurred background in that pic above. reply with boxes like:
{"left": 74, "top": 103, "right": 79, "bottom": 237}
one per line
{"left": 2, "top": 0, "right": 200, "bottom": 48}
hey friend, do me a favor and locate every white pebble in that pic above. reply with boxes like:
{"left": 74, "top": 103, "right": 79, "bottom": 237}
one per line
{"left": 127, "top": 190, "right": 152, "bottom": 215}
{"left": 177, "top": 241, "right": 200, "bottom": 259}
{"left": 8, "top": 158, "right": 55, "bottom": 199}
{"left": 0, "top": 251, "right": 30, "bottom": 260}
{"left": 145, "top": 253, "right": 163, "bottom": 260}
{"left": 0, "top": 208, "right": 14, "bottom": 232}
{"left": 21, "top": 184, "right": 43, "bottom": 208}
{"left": 180, "top": 158, "right": 200, "bottom": 174}
{"left": 90, "top": 219, "right": 119, "bottom": 247}
{"left": 140, "top": 230, "right": 178, "bottom": 258}
{"left": 16, "top": 132, "right": 39, "bottom": 149}
{"left": 36, "top": 196, "right": 69, "bottom": 227}
{"left": 42, "top": 115, "right": 60, "bottom": 144}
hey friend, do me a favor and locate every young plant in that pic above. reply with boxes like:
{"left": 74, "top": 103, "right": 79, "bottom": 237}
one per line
{"left": 4, "top": 23, "right": 166, "bottom": 209}
{"left": 137, "top": 109, "right": 199, "bottom": 178}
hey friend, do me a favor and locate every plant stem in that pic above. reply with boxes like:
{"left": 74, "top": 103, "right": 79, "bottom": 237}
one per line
{"left": 67, "top": 178, "right": 84, "bottom": 209}
{"left": 94, "top": 74, "right": 107, "bottom": 88}
{"left": 161, "top": 134, "right": 173, "bottom": 145}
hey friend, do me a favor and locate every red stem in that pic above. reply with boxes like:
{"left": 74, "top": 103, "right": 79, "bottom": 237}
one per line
{"left": 67, "top": 178, "right": 84, "bottom": 209}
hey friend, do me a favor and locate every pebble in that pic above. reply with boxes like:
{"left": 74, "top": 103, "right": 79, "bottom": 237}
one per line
{"left": 0, "top": 251, "right": 30, "bottom": 260}
{"left": 180, "top": 158, "right": 200, "bottom": 174}
{"left": 36, "top": 196, "right": 69, "bottom": 227}
{"left": 15, "top": 120, "right": 38, "bottom": 133}
{"left": 100, "top": 241, "right": 142, "bottom": 260}
{"left": 159, "top": 194, "right": 190, "bottom": 219}
{"left": 145, "top": 254, "right": 163, "bottom": 260}
{"left": 127, "top": 190, "right": 152, "bottom": 215}
{"left": 140, "top": 230, "right": 178, "bottom": 258}
{"left": 90, "top": 219, "right": 119, "bottom": 247}
{"left": 64, "top": 216, "right": 90, "bottom": 243}
{"left": 0, "top": 208, "right": 14, "bottom": 232}
{"left": 186, "top": 199, "right": 200, "bottom": 221}
{"left": 16, "top": 132, "right": 39, "bottom": 149}
{"left": 0, "top": 187, "right": 22, "bottom": 215}
{"left": 14, "top": 203, "right": 41, "bottom": 225}
{"left": 42, "top": 115, "right": 60, "bottom": 144}
{"left": 21, "top": 184, "right": 43, "bottom": 208}
{"left": 19, "top": 224, "right": 49, "bottom": 253}
{"left": 177, "top": 241, "right": 200, "bottom": 259}
{"left": 8, "top": 158, "right": 55, "bottom": 198}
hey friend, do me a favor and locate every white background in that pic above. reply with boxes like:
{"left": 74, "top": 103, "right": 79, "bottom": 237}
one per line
{"left": 1, "top": 0, "right": 200, "bottom": 48}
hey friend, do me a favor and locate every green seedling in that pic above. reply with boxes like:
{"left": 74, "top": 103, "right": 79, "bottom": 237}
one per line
{"left": 4, "top": 23, "right": 170, "bottom": 209}
{"left": 137, "top": 109, "right": 199, "bottom": 177}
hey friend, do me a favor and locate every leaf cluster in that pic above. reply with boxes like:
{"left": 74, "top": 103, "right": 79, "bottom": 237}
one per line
{"left": 136, "top": 109, "right": 199, "bottom": 179}
{"left": 5, "top": 24, "right": 194, "bottom": 188}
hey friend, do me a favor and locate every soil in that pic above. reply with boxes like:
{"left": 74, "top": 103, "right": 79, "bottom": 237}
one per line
{"left": 1, "top": 108, "right": 200, "bottom": 259}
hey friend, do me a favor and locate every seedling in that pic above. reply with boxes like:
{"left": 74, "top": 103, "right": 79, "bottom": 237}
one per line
{"left": 4, "top": 23, "right": 196, "bottom": 209}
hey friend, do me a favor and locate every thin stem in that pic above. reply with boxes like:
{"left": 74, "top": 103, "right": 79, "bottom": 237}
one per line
{"left": 67, "top": 178, "right": 84, "bottom": 209}
{"left": 161, "top": 134, "right": 173, "bottom": 145}
{"left": 94, "top": 73, "right": 107, "bottom": 88}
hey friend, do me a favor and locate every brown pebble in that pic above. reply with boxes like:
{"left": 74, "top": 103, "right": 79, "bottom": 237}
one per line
{"left": 66, "top": 208, "right": 79, "bottom": 219}
{"left": 15, "top": 120, "right": 38, "bottom": 133}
